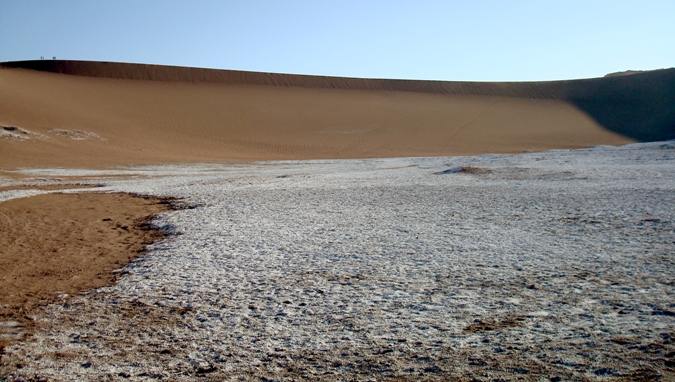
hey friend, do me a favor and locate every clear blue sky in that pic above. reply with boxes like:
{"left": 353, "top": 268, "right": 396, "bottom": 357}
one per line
{"left": 1, "top": 0, "right": 673, "bottom": 81}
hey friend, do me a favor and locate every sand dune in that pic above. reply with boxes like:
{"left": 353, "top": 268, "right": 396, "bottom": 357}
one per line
{"left": 1, "top": 60, "right": 673, "bottom": 169}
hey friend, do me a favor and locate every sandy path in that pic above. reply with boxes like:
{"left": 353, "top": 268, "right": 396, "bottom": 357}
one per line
{"left": 0, "top": 192, "right": 172, "bottom": 355}
{"left": 0, "top": 183, "right": 101, "bottom": 192}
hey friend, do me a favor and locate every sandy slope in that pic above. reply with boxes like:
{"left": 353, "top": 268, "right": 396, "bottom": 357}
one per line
{"left": 1, "top": 60, "right": 673, "bottom": 169}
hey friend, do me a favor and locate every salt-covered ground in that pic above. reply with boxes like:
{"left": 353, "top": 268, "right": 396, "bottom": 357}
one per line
{"left": 2, "top": 142, "right": 674, "bottom": 380}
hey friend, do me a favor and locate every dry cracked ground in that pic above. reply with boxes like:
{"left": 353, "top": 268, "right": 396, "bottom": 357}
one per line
{"left": 1, "top": 141, "right": 674, "bottom": 381}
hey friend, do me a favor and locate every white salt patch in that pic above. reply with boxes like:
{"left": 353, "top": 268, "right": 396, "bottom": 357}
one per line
{"left": 48, "top": 128, "right": 105, "bottom": 141}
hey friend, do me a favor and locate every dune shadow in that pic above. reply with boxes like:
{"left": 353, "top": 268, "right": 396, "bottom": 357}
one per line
{"left": 559, "top": 69, "right": 675, "bottom": 142}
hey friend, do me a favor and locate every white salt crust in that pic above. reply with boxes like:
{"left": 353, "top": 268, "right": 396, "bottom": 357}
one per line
{"left": 2, "top": 141, "right": 674, "bottom": 380}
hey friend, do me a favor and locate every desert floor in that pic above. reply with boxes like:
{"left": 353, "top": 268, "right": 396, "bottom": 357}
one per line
{"left": 0, "top": 141, "right": 673, "bottom": 380}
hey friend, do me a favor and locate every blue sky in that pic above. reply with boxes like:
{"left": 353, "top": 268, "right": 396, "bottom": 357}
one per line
{"left": 1, "top": 1, "right": 673, "bottom": 81}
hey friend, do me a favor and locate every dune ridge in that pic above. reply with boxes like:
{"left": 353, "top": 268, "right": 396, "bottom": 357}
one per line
{"left": 1, "top": 60, "right": 670, "bottom": 96}
{"left": 1, "top": 60, "right": 673, "bottom": 169}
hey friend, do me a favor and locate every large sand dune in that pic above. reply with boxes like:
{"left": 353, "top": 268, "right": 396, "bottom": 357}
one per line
{"left": 1, "top": 60, "right": 673, "bottom": 168}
